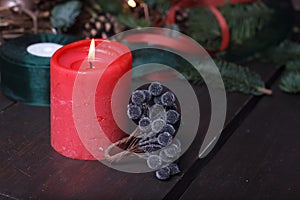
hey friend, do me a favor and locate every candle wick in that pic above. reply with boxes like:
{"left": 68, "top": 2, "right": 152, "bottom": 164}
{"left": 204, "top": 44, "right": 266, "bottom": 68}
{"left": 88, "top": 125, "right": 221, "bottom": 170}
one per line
{"left": 89, "top": 61, "right": 93, "bottom": 69}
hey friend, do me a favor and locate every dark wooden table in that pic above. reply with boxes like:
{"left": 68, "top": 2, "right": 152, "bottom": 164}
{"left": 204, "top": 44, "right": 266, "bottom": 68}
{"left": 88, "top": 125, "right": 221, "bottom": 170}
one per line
{"left": 1, "top": 60, "right": 300, "bottom": 200}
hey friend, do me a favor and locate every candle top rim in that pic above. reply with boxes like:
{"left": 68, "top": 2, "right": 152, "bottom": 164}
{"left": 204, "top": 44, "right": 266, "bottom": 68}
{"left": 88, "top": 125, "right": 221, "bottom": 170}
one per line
{"left": 51, "top": 39, "right": 132, "bottom": 72}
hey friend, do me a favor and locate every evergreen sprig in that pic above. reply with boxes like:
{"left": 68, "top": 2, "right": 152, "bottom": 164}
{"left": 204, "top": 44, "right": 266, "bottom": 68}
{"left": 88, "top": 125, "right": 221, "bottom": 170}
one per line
{"left": 144, "top": 0, "right": 171, "bottom": 15}
{"left": 220, "top": 2, "right": 273, "bottom": 43}
{"left": 188, "top": 7, "right": 221, "bottom": 51}
{"left": 117, "top": 14, "right": 151, "bottom": 28}
{"left": 51, "top": 1, "right": 82, "bottom": 32}
{"left": 178, "top": 60, "right": 271, "bottom": 95}
{"left": 96, "top": 0, "right": 123, "bottom": 14}
{"left": 263, "top": 40, "right": 300, "bottom": 65}
{"left": 279, "top": 72, "right": 300, "bottom": 93}
{"left": 286, "top": 60, "right": 300, "bottom": 71}
{"left": 262, "top": 40, "right": 300, "bottom": 94}
{"left": 187, "top": 2, "right": 274, "bottom": 51}
{"left": 216, "top": 60, "right": 271, "bottom": 95}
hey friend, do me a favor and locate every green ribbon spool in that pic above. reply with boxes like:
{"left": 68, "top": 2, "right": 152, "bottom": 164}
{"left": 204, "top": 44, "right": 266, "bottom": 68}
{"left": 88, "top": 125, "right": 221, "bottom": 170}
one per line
{"left": 0, "top": 33, "right": 81, "bottom": 106}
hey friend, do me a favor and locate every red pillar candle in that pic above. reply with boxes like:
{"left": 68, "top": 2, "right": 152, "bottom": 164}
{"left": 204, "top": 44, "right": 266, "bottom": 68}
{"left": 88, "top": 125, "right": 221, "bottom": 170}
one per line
{"left": 50, "top": 39, "right": 132, "bottom": 160}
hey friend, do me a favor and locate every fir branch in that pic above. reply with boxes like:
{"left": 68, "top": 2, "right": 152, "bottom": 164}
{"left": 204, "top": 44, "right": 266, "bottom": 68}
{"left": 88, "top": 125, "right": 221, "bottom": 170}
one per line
{"left": 96, "top": 0, "right": 123, "bottom": 14}
{"left": 279, "top": 72, "right": 300, "bottom": 94}
{"left": 263, "top": 40, "right": 300, "bottom": 65}
{"left": 178, "top": 60, "right": 271, "bottom": 95}
{"left": 178, "top": 64, "right": 204, "bottom": 85}
{"left": 216, "top": 60, "right": 271, "bottom": 95}
{"left": 86, "top": 0, "right": 102, "bottom": 12}
{"left": 220, "top": 2, "right": 273, "bottom": 43}
{"left": 51, "top": 0, "right": 82, "bottom": 32}
{"left": 117, "top": 14, "right": 151, "bottom": 28}
{"left": 144, "top": 0, "right": 171, "bottom": 15}
{"left": 187, "top": 7, "right": 221, "bottom": 51}
{"left": 187, "top": 2, "right": 274, "bottom": 51}
{"left": 286, "top": 60, "right": 300, "bottom": 71}
{"left": 260, "top": 40, "right": 300, "bottom": 93}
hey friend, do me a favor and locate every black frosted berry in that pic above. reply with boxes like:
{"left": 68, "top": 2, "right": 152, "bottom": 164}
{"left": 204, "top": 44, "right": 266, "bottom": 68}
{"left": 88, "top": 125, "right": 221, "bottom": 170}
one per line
{"left": 139, "top": 143, "right": 163, "bottom": 153}
{"left": 127, "top": 82, "right": 183, "bottom": 180}
{"left": 153, "top": 96, "right": 163, "bottom": 106}
{"left": 161, "top": 91, "right": 175, "bottom": 106}
{"left": 140, "top": 103, "right": 150, "bottom": 118}
{"left": 167, "top": 163, "right": 181, "bottom": 175}
{"left": 127, "top": 104, "right": 142, "bottom": 120}
{"left": 159, "top": 149, "right": 173, "bottom": 163}
{"left": 155, "top": 167, "right": 171, "bottom": 180}
{"left": 147, "top": 155, "right": 162, "bottom": 169}
{"left": 151, "top": 119, "right": 166, "bottom": 133}
{"left": 166, "top": 110, "right": 180, "bottom": 124}
{"left": 138, "top": 117, "right": 151, "bottom": 132}
{"left": 148, "top": 82, "right": 163, "bottom": 96}
{"left": 142, "top": 90, "right": 152, "bottom": 102}
{"left": 157, "top": 132, "right": 173, "bottom": 146}
{"left": 131, "top": 90, "right": 146, "bottom": 105}
{"left": 138, "top": 137, "right": 157, "bottom": 146}
{"left": 164, "top": 144, "right": 179, "bottom": 158}
{"left": 161, "top": 124, "right": 176, "bottom": 136}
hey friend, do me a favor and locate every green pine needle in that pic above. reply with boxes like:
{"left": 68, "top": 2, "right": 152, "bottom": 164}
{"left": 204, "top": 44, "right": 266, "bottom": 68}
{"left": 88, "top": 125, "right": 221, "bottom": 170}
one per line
{"left": 187, "top": 2, "right": 273, "bottom": 51}
{"left": 96, "top": 0, "right": 123, "bottom": 14}
{"left": 51, "top": 1, "right": 82, "bottom": 32}
{"left": 263, "top": 40, "right": 300, "bottom": 65}
{"left": 279, "top": 72, "right": 300, "bottom": 93}
{"left": 263, "top": 40, "right": 300, "bottom": 94}
{"left": 286, "top": 60, "right": 300, "bottom": 71}
{"left": 187, "top": 7, "right": 221, "bottom": 51}
{"left": 285, "top": 57, "right": 300, "bottom": 71}
{"left": 178, "top": 60, "right": 270, "bottom": 95}
{"left": 216, "top": 60, "right": 271, "bottom": 95}
{"left": 117, "top": 14, "right": 151, "bottom": 28}
{"left": 220, "top": 2, "right": 273, "bottom": 43}
{"left": 144, "top": 0, "right": 171, "bottom": 14}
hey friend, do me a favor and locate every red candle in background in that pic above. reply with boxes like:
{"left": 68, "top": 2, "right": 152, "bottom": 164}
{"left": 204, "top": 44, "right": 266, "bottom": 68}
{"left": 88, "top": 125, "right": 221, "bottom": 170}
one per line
{"left": 51, "top": 39, "right": 132, "bottom": 160}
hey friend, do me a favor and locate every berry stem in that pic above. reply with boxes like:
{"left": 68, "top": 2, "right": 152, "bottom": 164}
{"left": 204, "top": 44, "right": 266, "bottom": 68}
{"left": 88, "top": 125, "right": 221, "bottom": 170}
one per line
{"left": 105, "top": 127, "right": 142, "bottom": 162}
{"left": 257, "top": 87, "right": 272, "bottom": 95}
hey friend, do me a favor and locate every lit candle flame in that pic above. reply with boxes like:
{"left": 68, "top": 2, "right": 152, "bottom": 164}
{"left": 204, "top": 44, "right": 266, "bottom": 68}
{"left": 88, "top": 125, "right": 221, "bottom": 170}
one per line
{"left": 88, "top": 38, "right": 95, "bottom": 62}
{"left": 88, "top": 38, "right": 95, "bottom": 69}
{"left": 127, "top": 0, "right": 137, "bottom": 8}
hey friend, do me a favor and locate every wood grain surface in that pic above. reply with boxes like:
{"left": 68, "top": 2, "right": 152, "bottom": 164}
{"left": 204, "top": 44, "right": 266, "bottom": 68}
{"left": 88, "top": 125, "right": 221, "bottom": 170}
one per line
{"left": 0, "top": 61, "right": 292, "bottom": 200}
{"left": 180, "top": 77, "right": 300, "bottom": 200}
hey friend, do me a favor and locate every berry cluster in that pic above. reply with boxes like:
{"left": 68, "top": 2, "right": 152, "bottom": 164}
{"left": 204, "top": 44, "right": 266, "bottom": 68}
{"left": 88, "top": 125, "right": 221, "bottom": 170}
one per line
{"left": 127, "top": 82, "right": 182, "bottom": 180}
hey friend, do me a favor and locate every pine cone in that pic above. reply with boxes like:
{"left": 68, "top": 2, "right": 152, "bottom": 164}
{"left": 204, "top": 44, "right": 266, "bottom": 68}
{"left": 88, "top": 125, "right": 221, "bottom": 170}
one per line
{"left": 83, "top": 13, "right": 124, "bottom": 39}
{"left": 175, "top": 9, "right": 189, "bottom": 33}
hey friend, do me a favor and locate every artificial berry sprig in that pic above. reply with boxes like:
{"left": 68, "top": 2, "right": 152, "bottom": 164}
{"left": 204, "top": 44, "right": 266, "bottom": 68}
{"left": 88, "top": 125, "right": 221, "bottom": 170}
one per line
{"left": 105, "top": 82, "right": 182, "bottom": 180}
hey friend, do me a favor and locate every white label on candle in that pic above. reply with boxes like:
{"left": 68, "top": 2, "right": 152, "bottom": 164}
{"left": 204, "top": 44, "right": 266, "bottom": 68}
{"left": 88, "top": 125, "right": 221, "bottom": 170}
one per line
{"left": 27, "top": 43, "right": 63, "bottom": 57}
